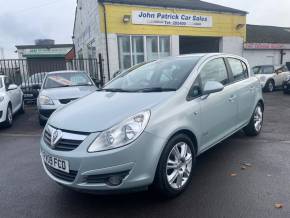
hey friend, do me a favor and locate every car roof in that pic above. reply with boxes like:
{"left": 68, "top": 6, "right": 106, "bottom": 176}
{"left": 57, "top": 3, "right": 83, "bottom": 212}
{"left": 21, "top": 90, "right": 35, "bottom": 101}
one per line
{"left": 47, "top": 70, "right": 86, "bottom": 75}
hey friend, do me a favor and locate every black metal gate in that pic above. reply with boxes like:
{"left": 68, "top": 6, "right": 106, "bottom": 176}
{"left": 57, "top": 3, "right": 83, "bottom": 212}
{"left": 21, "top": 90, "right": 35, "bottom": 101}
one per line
{"left": 0, "top": 56, "right": 105, "bottom": 88}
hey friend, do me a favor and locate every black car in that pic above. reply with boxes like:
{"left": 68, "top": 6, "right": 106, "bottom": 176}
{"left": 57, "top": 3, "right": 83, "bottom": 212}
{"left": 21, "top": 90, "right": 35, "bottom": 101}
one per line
{"left": 21, "top": 72, "right": 47, "bottom": 102}
{"left": 283, "top": 76, "right": 290, "bottom": 94}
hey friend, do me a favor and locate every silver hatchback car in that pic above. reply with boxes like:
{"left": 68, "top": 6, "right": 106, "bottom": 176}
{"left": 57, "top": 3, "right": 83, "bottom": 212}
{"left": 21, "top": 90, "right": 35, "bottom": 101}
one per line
{"left": 40, "top": 53, "right": 264, "bottom": 197}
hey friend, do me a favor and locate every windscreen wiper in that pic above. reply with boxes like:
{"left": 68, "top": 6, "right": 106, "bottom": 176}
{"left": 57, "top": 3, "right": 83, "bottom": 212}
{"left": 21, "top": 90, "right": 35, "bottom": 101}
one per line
{"left": 135, "top": 87, "right": 177, "bottom": 92}
{"left": 101, "top": 88, "right": 133, "bottom": 92}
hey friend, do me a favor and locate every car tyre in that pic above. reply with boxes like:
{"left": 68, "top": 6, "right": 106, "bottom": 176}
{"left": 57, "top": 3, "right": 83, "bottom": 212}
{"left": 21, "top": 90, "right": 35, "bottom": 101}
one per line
{"left": 39, "top": 115, "right": 46, "bottom": 127}
{"left": 244, "top": 103, "right": 264, "bottom": 136}
{"left": 19, "top": 100, "right": 25, "bottom": 114}
{"left": 3, "top": 105, "right": 13, "bottom": 128}
{"left": 264, "top": 80, "right": 275, "bottom": 92}
{"left": 153, "top": 134, "right": 196, "bottom": 198}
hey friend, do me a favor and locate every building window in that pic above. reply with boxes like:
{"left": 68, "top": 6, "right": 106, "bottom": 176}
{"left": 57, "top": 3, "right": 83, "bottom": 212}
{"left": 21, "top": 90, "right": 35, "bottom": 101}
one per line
{"left": 132, "top": 36, "right": 145, "bottom": 65}
{"left": 159, "top": 36, "right": 170, "bottom": 58}
{"left": 118, "top": 35, "right": 171, "bottom": 70}
{"left": 146, "top": 36, "right": 158, "bottom": 61}
{"left": 118, "top": 36, "right": 131, "bottom": 70}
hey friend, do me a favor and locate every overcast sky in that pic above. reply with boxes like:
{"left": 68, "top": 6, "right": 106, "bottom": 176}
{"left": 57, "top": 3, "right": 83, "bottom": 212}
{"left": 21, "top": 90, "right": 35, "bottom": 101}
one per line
{"left": 1, "top": 0, "right": 290, "bottom": 58}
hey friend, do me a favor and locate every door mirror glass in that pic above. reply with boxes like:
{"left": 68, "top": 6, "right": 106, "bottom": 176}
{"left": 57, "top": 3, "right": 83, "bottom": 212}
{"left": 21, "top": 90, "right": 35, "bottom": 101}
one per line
{"left": 8, "top": 84, "right": 18, "bottom": 90}
{"left": 203, "top": 81, "right": 224, "bottom": 95}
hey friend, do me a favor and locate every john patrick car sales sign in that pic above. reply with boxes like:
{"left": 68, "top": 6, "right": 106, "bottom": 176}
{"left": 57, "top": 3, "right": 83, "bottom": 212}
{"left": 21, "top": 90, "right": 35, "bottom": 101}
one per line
{"left": 132, "top": 11, "right": 212, "bottom": 28}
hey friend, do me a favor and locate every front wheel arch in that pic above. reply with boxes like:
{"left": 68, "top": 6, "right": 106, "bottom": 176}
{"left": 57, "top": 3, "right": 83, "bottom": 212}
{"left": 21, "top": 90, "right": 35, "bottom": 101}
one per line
{"left": 165, "top": 129, "right": 198, "bottom": 156}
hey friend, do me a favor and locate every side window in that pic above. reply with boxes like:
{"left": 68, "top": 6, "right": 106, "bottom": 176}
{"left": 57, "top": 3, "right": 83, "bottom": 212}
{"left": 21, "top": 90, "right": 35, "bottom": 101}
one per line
{"left": 228, "top": 58, "right": 248, "bottom": 82}
{"left": 200, "top": 58, "right": 229, "bottom": 88}
{"left": 263, "top": 66, "right": 274, "bottom": 74}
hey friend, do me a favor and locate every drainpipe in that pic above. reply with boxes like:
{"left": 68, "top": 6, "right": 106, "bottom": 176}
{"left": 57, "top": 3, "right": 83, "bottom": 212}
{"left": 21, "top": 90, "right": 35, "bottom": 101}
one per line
{"left": 101, "top": 2, "right": 111, "bottom": 81}
{"left": 280, "top": 49, "right": 285, "bottom": 65}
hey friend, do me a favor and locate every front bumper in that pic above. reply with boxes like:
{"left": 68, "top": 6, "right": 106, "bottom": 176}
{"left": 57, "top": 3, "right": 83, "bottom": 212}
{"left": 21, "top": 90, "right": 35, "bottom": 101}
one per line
{"left": 38, "top": 100, "right": 64, "bottom": 120}
{"left": 40, "top": 130, "right": 166, "bottom": 192}
{"left": 283, "top": 81, "right": 290, "bottom": 92}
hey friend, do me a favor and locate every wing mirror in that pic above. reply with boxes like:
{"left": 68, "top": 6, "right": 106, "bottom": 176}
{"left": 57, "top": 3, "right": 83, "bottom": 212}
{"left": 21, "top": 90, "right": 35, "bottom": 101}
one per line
{"left": 7, "top": 84, "right": 18, "bottom": 90}
{"left": 202, "top": 81, "right": 224, "bottom": 96}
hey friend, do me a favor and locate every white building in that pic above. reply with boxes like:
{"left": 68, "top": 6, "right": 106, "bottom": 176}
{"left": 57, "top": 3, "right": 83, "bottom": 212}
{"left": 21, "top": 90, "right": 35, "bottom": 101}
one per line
{"left": 73, "top": 0, "right": 247, "bottom": 81}
{"left": 243, "top": 25, "right": 290, "bottom": 68}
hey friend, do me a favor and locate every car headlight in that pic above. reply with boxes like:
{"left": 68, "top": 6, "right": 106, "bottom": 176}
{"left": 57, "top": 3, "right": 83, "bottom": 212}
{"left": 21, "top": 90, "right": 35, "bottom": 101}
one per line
{"left": 0, "top": 96, "right": 4, "bottom": 102}
{"left": 88, "top": 110, "right": 151, "bottom": 153}
{"left": 39, "top": 95, "right": 54, "bottom": 105}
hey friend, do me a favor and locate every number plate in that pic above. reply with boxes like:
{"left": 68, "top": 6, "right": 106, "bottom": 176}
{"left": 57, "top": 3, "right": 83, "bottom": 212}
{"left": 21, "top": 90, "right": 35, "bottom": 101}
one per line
{"left": 24, "top": 94, "right": 34, "bottom": 97}
{"left": 42, "top": 152, "right": 69, "bottom": 173}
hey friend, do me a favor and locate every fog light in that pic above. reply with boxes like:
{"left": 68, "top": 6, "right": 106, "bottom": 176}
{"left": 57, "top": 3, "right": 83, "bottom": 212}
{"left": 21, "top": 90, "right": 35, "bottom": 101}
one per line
{"left": 107, "top": 176, "right": 122, "bottom": 186}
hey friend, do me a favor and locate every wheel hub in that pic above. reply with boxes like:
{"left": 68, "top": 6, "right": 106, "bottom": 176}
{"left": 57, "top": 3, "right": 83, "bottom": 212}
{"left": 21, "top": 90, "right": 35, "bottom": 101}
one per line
{"left": 166, "top": 142, "right": 193, "bottom": 189}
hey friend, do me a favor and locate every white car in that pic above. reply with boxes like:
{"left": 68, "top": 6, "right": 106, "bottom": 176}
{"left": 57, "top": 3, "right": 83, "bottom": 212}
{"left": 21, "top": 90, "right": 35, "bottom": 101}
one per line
{"left": 253, "top": 65, "right": 290, "bottom": 92}
{"left": 0, "top": 75, "right": 24, "bottom": 127}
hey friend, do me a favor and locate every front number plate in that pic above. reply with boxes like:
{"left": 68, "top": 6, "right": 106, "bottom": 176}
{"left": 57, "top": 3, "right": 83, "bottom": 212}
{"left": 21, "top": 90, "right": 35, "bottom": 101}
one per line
{"left": 42, "top": 152, "right": 69, "bottom": 173}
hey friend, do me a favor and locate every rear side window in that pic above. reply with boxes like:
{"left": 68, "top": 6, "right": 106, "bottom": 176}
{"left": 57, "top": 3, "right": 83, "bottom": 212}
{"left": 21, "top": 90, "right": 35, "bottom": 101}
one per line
{"left": 200, "top": 58, "right": 229, "bottom": 88}
{"left": 263, "top": 66, "right": 274, "bottom": 74}
{"left": 228, "top": 58, "right": 248, "bottom": 82}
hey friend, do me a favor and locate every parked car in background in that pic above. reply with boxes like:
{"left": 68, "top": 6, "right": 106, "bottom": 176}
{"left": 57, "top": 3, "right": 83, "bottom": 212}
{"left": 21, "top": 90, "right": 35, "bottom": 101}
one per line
{"left": 283, "top": 75, "right": 290, "bottom": 94}
{"left": 40, "top": 54, "right": 264, "bottom": 198}
{"left": 0, "top": 75, "right": 24, "bottom": 127}
{"left": 21, "top": 72, "right": 47, "bottom": 103}
{"left": 37, "top": 71, "right": 97, "bottom": 126}
{"left": 252, "top": 65, "right": 290, "bottom": 92}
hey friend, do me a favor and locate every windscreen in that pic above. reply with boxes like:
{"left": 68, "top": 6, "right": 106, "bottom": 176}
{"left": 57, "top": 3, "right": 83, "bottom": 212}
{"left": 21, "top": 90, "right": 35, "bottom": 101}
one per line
{"left": 43, "top": 72, "right": 92, "bottom": 89}
{"left": 104, "top": 56, "right": 203, "bottom": 92}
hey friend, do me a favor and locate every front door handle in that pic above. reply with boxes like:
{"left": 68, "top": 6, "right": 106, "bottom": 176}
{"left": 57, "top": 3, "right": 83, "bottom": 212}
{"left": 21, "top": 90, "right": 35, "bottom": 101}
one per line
{"left": 228, "top": 95, "right": 237, "bottom": 102}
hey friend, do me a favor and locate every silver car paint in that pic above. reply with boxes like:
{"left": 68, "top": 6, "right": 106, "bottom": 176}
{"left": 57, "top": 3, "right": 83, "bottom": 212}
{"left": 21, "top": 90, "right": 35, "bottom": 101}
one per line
{"left": 40, "top": 53, "right": 263, "bottom": 191}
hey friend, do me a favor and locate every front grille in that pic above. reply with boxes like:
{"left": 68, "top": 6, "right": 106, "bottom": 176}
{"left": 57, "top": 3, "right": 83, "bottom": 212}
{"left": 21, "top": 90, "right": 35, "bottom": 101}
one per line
{"left": 44, "top": 130, "right": 85, "bottom": 151}
{"left": 45, "top": 163, "right": 77, "bottom": 182}
{"left": 59, "top": 98, "right": 77, "bottom": 104}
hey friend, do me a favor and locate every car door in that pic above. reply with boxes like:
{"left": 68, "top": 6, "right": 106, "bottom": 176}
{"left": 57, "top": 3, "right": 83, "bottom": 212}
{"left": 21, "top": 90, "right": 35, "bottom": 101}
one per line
{"left": 198, "top": 57, "right": 238, "bottom": 151}
{"left": 226, "top": 58, "right": 255, "bottom": 126}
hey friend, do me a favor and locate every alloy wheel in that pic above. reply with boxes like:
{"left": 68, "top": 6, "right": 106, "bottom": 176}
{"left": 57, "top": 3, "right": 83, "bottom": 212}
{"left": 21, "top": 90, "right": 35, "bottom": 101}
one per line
{"left": 268, "top": 82, "right": 274, "bottom": 92}
{"left": 8, "top": 107, "right": 13, "bottom": 124}
{"left": 254, "top": 106, "right": 263, "bottom": 132}
{"left": 166, "top": 142, "right": 192, "bottom": 189}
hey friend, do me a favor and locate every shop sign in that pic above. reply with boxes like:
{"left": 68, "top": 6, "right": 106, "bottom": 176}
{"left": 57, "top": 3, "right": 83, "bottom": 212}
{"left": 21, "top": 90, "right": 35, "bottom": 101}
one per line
{"left": 22, "top": 47, "right": 72, "bottom": 56}
{"left": 244, "top": 43, "right": 290, "bottom": 50}
{"left": 132, "top": 11, "right": 212, "bottom": 28}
